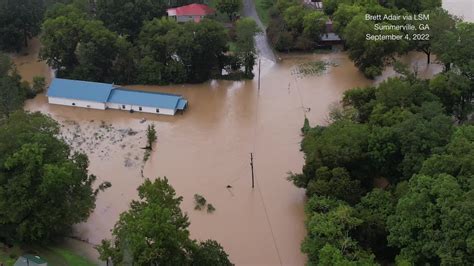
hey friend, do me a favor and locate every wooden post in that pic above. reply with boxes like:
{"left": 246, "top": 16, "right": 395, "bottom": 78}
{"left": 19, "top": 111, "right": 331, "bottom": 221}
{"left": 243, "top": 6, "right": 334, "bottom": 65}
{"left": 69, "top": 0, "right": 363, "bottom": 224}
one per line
{"left": 250, "top": 153, "right": 255, "bottom": 188}
{"left": 258, "top": 59, "right": 261, "bottom": 91}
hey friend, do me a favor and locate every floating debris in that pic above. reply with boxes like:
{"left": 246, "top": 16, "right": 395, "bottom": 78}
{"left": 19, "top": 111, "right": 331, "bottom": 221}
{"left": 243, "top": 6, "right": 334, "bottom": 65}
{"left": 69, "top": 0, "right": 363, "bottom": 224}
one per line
{"left": 292, "top": 60, "right": 338, "bottom": 77}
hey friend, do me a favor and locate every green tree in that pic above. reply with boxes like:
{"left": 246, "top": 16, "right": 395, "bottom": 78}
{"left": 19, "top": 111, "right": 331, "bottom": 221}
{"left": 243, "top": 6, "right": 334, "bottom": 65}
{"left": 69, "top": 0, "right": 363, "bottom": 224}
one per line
{"left": 40, "top": 5, "right": 87, "bottom": 76}
{"left": 322, "top": 0, "right": 353, "bottom": 15}
{"left": 31, "top": 76, "right": 46, "bottom": 95}
{"left": 343, "top": 15, "right": 408, "bottom": 78}
{"left": 387, "top": 173, "right": 474, "bottom": 265}
{"left": 302, "top": 196, "right": 376, "bottom": 264}
{"left": 0, "top": 55, "right": 28, "bottom": 119}
{"left": 391, "top": 0, "right": 441, "bottom": 13}
{"left": 97, "top": 178, "right": 232, "bottom": 265}
{"left": 332, "top": 4, "right": 365, "bottom": 34}
{"left": 191, "top": 240, "right": 233, "bottom": 266}
{"left": 41, "top": 4, "right": 123, "bottom": 82}
{"left": 0, "top": 0, "right": 45, "bottom": 51}
{"left": 71, "top": 20, "right": 119, "bottom": 82}
{"left": 282, "top": 5, "right": 308, "bottom": 33}
{"left": 392, "top": 102, "right": 453, "bottom": 178}
{"left": 429, "top": 71, "right": 472, "bottom": 123}
{"left": 0, "top": 111, "right": 107, "bottom": 244}
{"left": 318, "top": 244, "right": 377, "bottom": 265}
{"left": 433, "top": 22, "right": 474, "bottom": 77}
{"left": 354, "top": 189, "right": 398, "bottom": 260}
{"left": 412, "top": 8, "right": 457, "bottom": 64}
{"left": 302, "top": 11, "right": 327, "bottom": 42}
{"left": 216, "top": 0, "right": 241, "bottom": 21}
{"left": 342, "top": 86, "right": 377, "bottom": 123}
{"left": 146, "top": 124, "right": 157, "bottom": 150}
{"left": 96, "top": 0, "right": 166, "bottom": 39}
{"left": 235, "top": 18, "right": 260, "bottom": 78}
{"left": 182, "top": 20, "right": 229, "bottom": 83}
{"left": 420, "top": 125, "right": 474, "bottom": 187}
{"left": 111, "top": 37, "right": 138, "bottom": 84}
{"left": 292, "top": 120, "right": 372, "bottom": 189}
{"left": 138, "top": 18, "right": 228, "bottom": 84}
{"left": 304, "top": 167, "right": 365, "bottom": 205}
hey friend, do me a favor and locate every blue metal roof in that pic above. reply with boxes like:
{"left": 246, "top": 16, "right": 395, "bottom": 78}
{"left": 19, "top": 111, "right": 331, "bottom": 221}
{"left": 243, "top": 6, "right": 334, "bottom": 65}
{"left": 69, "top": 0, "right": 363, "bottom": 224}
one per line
{"left": 108, "top": 88, "right": 186, "bottom": 110}
{"left": 47, "top": 78, "right": 114, "bottom": 103}
{"left": 177, "top": 99, "right": 188, "bottom": 110}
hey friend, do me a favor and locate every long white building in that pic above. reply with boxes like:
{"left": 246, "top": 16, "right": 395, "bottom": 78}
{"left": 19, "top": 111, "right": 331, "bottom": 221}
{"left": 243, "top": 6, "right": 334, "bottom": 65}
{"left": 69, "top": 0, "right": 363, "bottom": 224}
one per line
{"left": 47, "top": 78, "right": 188, "bottom": 115}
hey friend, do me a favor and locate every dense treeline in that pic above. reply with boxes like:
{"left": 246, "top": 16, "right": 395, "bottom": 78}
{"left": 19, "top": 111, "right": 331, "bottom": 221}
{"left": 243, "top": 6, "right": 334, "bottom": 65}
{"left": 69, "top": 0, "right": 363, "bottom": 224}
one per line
{"left": 40, "top": 3, "right": 228, "bottom": 84}
{"left": 1, "top": 0, "right": 259, "bottom": 84}
{"left": 329, "top": 0, "right": 456, "bottom": 78}
{"left": 39, "top": 1, "right": 259, "bottom": 84}
{"left": 0, "top": 55, "right": 107, "bottom": 244}
{"left": 291, "top": 22, "right": 474, "bottom": 264}
{"left": 0, "top": 0, "right": 45, "bottom": 52}
{"left": 265, "top": 0, "right": 459, "bottom": 78}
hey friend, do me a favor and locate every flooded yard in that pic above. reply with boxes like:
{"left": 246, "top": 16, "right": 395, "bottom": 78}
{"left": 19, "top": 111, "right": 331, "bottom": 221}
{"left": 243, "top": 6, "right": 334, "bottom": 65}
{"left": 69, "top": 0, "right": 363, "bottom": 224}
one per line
{"left": 10, "top": 1, "right": 471, "bottom": 264}
{"left": 17, "top": 48, "right": 370, "bottom": 265}
{"left": 19, "top": 52, "right": 369, "bottom": 265}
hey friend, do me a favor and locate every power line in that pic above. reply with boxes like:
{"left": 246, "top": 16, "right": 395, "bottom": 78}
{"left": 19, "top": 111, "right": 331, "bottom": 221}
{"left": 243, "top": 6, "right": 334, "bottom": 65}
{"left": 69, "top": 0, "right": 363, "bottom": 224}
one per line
{"left": 250, "top": 61, "right": 283, "bottom": 265}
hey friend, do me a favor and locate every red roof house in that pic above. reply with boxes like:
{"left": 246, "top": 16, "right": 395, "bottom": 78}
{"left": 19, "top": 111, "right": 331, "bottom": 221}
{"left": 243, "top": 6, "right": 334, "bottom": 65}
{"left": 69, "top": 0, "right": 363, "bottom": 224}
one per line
{"left": 166, "top": 4, "right": 216, "bottom": 23}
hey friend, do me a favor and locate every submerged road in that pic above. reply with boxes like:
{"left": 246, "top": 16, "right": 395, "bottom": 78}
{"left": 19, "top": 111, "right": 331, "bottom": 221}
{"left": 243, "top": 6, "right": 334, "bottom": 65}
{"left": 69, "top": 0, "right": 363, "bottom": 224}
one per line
{"left": 242, "top": 0, "right": 276, "bottom": 61}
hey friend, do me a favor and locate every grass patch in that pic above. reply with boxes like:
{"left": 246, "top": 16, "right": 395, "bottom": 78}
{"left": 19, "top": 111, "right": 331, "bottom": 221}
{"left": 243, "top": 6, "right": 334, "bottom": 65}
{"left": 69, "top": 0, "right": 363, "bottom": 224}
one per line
{"left": 255, "top": 0, "right": 271, "bottom": 26}
{"left": 50, "top": 247, "right": 96, "bottom": 266}
{"left": 293, "top": 61, "right": 338, "bottom": 77}
{"left": 0, "top": 249, "right": 17, "bottom": 266}
{"left": 0, "top": 244, "right": 95, "bottom": 266}
{"left": 228, "top": 42, "right": 237, "bottom": 53}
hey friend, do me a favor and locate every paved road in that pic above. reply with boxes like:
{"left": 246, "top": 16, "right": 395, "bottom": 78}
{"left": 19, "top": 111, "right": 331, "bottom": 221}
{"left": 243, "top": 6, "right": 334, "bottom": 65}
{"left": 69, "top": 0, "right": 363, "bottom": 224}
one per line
{"left": 242, "top": 0, "right": 276, "bottom": 61}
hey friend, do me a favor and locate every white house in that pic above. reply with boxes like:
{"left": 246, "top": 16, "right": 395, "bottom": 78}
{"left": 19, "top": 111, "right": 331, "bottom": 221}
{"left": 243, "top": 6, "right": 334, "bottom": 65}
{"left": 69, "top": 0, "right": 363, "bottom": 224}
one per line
{"left": 47, "top": 78, "right": 188, "bottom": 115}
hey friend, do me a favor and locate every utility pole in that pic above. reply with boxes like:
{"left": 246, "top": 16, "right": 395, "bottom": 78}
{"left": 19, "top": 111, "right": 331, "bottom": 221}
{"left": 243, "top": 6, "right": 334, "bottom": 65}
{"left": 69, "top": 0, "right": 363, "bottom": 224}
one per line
{"left": 250, "top": 153, "right": 255, "bottom": 188}
{"left": 258, "top": 59, "right": 261, "bottom": 91}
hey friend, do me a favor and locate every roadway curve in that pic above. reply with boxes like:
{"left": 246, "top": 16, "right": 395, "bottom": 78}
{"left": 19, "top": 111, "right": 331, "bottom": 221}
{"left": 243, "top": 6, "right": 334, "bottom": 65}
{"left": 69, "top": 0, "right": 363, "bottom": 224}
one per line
{"left": 242, "top": 0, "right": 276, "bottom": 61}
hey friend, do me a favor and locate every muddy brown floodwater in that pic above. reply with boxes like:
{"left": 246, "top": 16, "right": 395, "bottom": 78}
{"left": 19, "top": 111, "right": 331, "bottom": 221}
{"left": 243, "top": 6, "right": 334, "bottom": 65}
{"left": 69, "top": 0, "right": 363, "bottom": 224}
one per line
{"left": 20, "top": 52, "right": 370, "bottom": 266}
{"left": 11, "top": 2, "right": 471, "bottom": 265}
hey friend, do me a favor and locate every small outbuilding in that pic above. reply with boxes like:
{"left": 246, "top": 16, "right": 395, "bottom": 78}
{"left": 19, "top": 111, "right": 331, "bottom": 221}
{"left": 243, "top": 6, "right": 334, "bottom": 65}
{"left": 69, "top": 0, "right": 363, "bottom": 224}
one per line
{"left": 320, "top": 20, "right": 343, "bottom": 45}
{"left": 47, "top": 78, "right": 188, "bottom": 116}
{"left": 14, "top": 255, "right": 47, "bottom": 266}
{"left": 166, "top": 3, "right": 215, "bottom": 23}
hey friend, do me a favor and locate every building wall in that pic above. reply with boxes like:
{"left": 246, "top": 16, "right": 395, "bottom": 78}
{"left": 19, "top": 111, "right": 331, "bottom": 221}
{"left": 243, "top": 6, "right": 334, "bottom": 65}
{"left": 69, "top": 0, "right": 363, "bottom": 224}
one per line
{"left": 106, "top": 102, "right": 176, "bottom": 116}
{"left": 48, "top": 97, "right": 106, "bottom": 110}
{"left": 176, "top": 15, "right": 203, "bottom": 22}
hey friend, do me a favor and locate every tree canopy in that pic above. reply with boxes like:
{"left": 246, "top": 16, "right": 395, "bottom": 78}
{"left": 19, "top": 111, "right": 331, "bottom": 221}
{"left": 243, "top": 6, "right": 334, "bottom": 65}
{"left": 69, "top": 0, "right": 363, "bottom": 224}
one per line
{"left": 0, "top": 0, "right": 45, "bottom": 51}
{"left": 97, "top": 177, "right": 232, "bottom": 265}
{"left": 0, "top": 53, "right": 43, "bottom": 119}
{"left": 96, "top": 0, "right": 167, "bottom": 39}
{"left": 388, "top": 173, "right": 474, "bottom": 265}
{"left": 293, "top": 67, "right": 474, "bottom": 264}
{"left": 0, "top": 111, "right": 108, "bottom": 244}
{"left": 39, "top": 1, "right": 246, "bottom": 84}
{"left": 235, "top": 18, "right": 260, "bottom": 78}
{"left": 216, "top": 0, "right": 241, "bottom": 22}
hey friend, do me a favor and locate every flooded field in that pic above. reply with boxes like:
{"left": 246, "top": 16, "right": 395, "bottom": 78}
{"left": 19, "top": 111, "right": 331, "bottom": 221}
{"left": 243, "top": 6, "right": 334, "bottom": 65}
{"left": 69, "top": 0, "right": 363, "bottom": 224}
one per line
{"left": 10, "top": 1, "right": 471, "bottom": 264}
{"left": 20, "top": 51, "right": 370, "bottom": 265}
